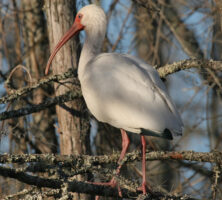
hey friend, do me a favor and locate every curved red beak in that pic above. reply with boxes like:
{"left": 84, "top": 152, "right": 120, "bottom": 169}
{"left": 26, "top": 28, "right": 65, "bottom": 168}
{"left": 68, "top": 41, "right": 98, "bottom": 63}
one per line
{"left": 45, "top": 22, "right": 84, "bottom": 75}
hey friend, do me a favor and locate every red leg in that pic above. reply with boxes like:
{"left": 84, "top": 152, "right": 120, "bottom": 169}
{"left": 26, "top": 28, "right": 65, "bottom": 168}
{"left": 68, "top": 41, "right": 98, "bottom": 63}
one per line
{"left": 116, "top": 129, "right": 130, "bottom": 174}
{"left": 91, "top": 129, "right": 130, "bottom": 198}
{"left": 141, "top": 135, "right": 147, "bottom": 194}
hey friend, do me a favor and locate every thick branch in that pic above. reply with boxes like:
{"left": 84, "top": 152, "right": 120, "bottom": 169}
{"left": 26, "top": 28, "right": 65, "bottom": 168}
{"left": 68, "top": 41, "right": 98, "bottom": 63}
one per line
{"left": 0, "top": 59, "right": 220, "bottom": 124}
{"left": 1, "top": 59, "right": 220, "bottom": 121}
{"left": 0, "top": 90, "right": 81, "bottom": 121}
{"left": 0, "top": 59, "right": 221, "bottom": 116}
{"left": 0, "top": 165, "right": 197, "bottom": 200}
{"left": 0, "top": 150, "right": 221, "bottom": 166}
{"left": 0, "top": 151, "right": 216, "bottom": 199}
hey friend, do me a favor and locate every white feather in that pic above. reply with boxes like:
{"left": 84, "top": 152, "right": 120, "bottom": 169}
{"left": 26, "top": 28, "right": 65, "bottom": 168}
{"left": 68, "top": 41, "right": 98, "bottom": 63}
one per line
{"left": 77, "top": 4, "right": 183, "bottom": 138}
{"left": 80, "top": 53, "right": 183, "bottom": 136}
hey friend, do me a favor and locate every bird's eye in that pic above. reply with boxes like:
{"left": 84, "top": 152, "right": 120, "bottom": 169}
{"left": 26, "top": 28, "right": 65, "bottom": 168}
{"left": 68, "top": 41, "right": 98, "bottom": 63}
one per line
{"left": 78, "top": 14, "right": 82, "bottom": 19}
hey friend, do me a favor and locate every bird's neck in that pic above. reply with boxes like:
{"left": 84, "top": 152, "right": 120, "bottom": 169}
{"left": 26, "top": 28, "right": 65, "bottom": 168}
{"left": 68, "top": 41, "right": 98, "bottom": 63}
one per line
{"left": 78, "top": 33, "right": 103, "bottom": 81}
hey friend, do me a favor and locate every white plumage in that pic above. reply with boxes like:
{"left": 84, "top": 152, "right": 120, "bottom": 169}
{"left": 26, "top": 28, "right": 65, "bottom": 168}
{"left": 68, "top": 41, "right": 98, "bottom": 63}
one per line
{"left": 73, "top": 4, "right": 183, "bottom": 140}
{"left": 81, "top": 53, "right": 183, "bottom": 138}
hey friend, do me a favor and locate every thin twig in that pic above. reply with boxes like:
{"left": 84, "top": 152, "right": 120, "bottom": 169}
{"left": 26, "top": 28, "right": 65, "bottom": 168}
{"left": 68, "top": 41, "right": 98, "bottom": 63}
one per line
{"left": 0, "top": 68, "right": 77, "bottom": 104}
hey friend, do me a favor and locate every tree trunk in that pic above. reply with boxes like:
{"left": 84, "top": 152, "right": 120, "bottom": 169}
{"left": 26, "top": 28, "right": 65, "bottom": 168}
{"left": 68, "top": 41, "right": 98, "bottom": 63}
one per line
{"left": 21, "top": 0, "right": 57, "bottom": 154}
{"left": 45, "top": 0, "right": 91, "bottom": 199}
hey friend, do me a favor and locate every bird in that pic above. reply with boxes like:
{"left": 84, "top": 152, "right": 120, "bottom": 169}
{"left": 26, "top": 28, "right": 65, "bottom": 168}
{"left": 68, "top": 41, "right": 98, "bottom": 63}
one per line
{"left": 45, "top": 4, "right": 183, "bottom": 195}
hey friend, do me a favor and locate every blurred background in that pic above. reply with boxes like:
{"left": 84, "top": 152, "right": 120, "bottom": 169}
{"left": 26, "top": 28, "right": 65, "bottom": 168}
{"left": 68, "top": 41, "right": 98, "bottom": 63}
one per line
{"left": 0, "top": 0, "right": 221, "bottom": 199}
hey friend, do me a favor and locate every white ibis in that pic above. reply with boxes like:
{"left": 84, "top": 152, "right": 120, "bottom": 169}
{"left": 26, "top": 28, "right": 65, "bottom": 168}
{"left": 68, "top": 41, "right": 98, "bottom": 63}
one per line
{"left": 45, "top": 4, "right": 183, "bottom": 195}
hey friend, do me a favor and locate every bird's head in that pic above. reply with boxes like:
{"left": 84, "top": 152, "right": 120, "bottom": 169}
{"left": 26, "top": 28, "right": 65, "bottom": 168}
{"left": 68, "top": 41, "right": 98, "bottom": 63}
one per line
{"left": 45, "top": 4, "right": 107, "bottom": 75}
{"left": 77, "top": 4, "right": 106, "bottom": 33}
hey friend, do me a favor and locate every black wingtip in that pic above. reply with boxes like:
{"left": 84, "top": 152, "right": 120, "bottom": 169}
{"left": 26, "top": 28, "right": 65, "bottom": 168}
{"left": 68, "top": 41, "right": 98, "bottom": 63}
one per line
{"left": 162, "top": 129, "right": 173, "bottom": 140}
{"left": 141, "top": 128, "right": 173, "bottom": 140}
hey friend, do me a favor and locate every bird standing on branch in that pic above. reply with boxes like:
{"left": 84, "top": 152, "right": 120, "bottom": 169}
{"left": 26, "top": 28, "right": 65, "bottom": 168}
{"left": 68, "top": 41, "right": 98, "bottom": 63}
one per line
{"left": 45, "top": 4, "right": 183, "bottom": 196}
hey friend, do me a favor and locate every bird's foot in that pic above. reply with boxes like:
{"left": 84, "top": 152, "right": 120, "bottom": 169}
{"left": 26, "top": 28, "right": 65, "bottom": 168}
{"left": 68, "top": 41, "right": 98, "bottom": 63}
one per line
{"left": 90, "top": 177, "right": 116, "bottom": 187}
{"left": 137, "top": 181, "right": 152, "bottom": 194}
{"left": 89, "top": 177, "right": 122, "bottom": 199}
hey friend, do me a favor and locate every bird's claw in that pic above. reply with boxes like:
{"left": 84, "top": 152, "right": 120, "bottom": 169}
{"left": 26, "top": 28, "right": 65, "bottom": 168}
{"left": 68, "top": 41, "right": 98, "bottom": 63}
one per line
{"left": 137, "top": 181, "right": 152, "bottom": 194}
{"left": 89, "top": 177, "right": 122, "bottom": 199}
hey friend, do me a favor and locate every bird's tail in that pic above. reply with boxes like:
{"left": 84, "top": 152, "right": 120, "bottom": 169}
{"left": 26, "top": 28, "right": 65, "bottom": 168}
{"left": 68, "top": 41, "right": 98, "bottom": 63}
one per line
{"left": 141, "top": 128, "right": 173, "bottom": 140}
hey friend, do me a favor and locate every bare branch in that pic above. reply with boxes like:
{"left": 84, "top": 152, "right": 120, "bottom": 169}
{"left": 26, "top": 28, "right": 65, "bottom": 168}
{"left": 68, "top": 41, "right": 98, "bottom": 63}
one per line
{"left": 0, "top": 91, "right": 81, "bottom": 121}
{"left": 0, "top": 165, "right": 197, "bottom": 200}
{"left": 1, "top": 68, "right": 76, "bottom": 104}
{"left": 0, "top": 59, "right": 221, "bottom": 107}
{"left": 0, "top": 150, "right": 222, "bottom": 166}
{"left": 158, "top": 59, "right": 222, "bottom": 78}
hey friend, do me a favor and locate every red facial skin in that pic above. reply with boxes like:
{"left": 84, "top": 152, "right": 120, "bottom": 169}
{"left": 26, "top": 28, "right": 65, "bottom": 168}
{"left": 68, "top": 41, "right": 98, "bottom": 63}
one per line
{"left": 45, "top": 13, "right": 84, "bottom": 75}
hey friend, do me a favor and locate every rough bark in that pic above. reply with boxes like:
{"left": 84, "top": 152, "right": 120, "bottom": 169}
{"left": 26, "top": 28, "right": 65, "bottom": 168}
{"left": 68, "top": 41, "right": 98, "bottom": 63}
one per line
{"left": 0, "top": 150, "right": 219, "bottom": 199}
{"left": 1, "top": 150, "right": 222, "bottom": 165}
{"left": 44, "top": 0, "right": 90, "bottom": 155}
{"left": 0, "top": 163, "right": 197, "bottom": 200}
{"left": 44, "top": 0, "right": 90, "bottom": 199}
{"left": 21, "top": 0, "right": 57, "bottom": 154}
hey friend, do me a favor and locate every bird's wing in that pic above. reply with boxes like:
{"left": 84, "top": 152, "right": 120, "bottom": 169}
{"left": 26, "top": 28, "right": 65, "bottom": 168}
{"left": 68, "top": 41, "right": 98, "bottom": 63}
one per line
{"left": 124, "top": 54, "right": 183, "bottom": 127}
{"left": 82, "top": 53, "right": 183, "bottom": 136}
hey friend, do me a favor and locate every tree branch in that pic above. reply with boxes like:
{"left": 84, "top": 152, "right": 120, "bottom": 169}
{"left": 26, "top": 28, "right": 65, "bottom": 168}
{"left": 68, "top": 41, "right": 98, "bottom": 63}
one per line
{"left": 0, "top": 90, "right": 81, "bottom": 121}
{"left": 0, "top": 150, "right": 221, "bottom": 166}
{"left": 0, "top": 151, "right": 217, "bottom": 199}
{"left": 1, "top": 68, "right": 76, "bottom": 104}
{"left": 0, "top": 59, "right": 221, "bottom": 122}
{"left": 157, "top": 59, "right": 222, "bottom": 78}
{"left": 2, "top": 188, "right": 61, "bottom": 200}
{"left": 0, "top": 59, "right": 220, "bottom": 106}
{"left": 0, "top": 164, "right": 197, "bottom": 200}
